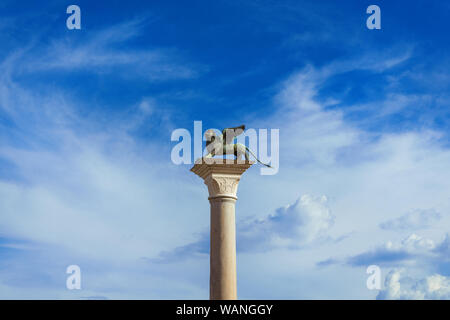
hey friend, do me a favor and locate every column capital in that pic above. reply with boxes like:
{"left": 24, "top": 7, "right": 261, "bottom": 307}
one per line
{"left": 191, "top": 159, "right": 254, "bottom": 200}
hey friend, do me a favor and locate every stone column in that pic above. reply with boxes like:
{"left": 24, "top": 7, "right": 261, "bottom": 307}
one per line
{"left": 191, "top": 159, "right": 253, "bottom": 300}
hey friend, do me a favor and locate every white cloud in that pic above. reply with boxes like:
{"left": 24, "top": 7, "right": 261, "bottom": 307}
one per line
{"left": 152, "top": 194, "right": 335, "bottom": 262}
{"left": 399, "top": 234, "right": 436, "bottom": 252}
{"left": 380, "top": 209, "right": 442, "bottom": 230}
{"left": 377, "top": 269, "right": 450, "bottom": 300}
{"left": 0, "top": 30, "right": 205, "bottom": 264}
{"left": 1, "top": 31, "right": 449, "bottom": 300}
{"left": 242, "top": 57, "right": 450, "bottom": 299}
{"left": 239, "top": 194, "right": 334, "bottom": 251}
{"left": 0, "top": 93, "right": 210, "bottom": 299}
{"left": 343, "top": 233, "right": 441, "bottom": 267}
{"left": 0, "top": 17, "right": 213, "bottom": 298}
{"left": 12, "top": 19, "right": 199, "bottom": 81}
{"left": 265, "top": 66, "right": 360, "bottom": 168}
{"left": 209, "top": 53, "right": 450, "bottom": 299}
{"left": 138, "top": 98, "right": 156, "bottom": 115}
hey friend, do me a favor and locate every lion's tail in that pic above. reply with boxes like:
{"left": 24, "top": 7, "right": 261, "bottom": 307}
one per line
{"left": 245, "top": 147, "right": 272, "bottom": 168}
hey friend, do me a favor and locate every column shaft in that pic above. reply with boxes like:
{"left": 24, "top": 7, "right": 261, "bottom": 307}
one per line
{"left": 209, "top": 197, "right": 237, "bottom": 300}
{"left": 190, "top": 161, "right": 253, "bottom": 300}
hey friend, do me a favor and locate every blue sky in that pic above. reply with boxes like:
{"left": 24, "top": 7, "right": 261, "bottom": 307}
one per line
{"left": 0, "top": 0, "right": 449, "bottom": 299}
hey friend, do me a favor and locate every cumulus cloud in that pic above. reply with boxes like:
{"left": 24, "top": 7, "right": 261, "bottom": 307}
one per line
{"left": 379, "top": 209, "right": 442, "bottom": 230}
{"left": 152, "top": 194, "right": 335, "bottom": 262}
{"left": 346, "top": 234, "right": 437, "bottom": 267}
{"left": 239, "top": 194, "right": 334, "bottom": 251}
{"left": 317, "top": 233, "right": 446, "bottom": 268}
{"left": 377, "top": 269, "right": 450, "bottom": 300}
{"left": 259, "top": 57, "right": 450, "bottom": 293}
{"left": 435, "top": 234, "right": 450, "bottom": 256}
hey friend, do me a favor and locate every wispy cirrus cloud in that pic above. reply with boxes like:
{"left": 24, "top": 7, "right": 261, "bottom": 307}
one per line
{"left": 11, "top": 19, "right": 202, "bottom": 81}
{"left": 1, "top": 3, "right": 449, "bottom": 299}
{"left": 0, "top": 19, "right": 209, "bottom": 298}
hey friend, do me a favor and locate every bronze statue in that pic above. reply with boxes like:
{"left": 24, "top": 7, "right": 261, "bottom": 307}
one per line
{"left": 204, "top": 125, "right": 271, "bottom": 167}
